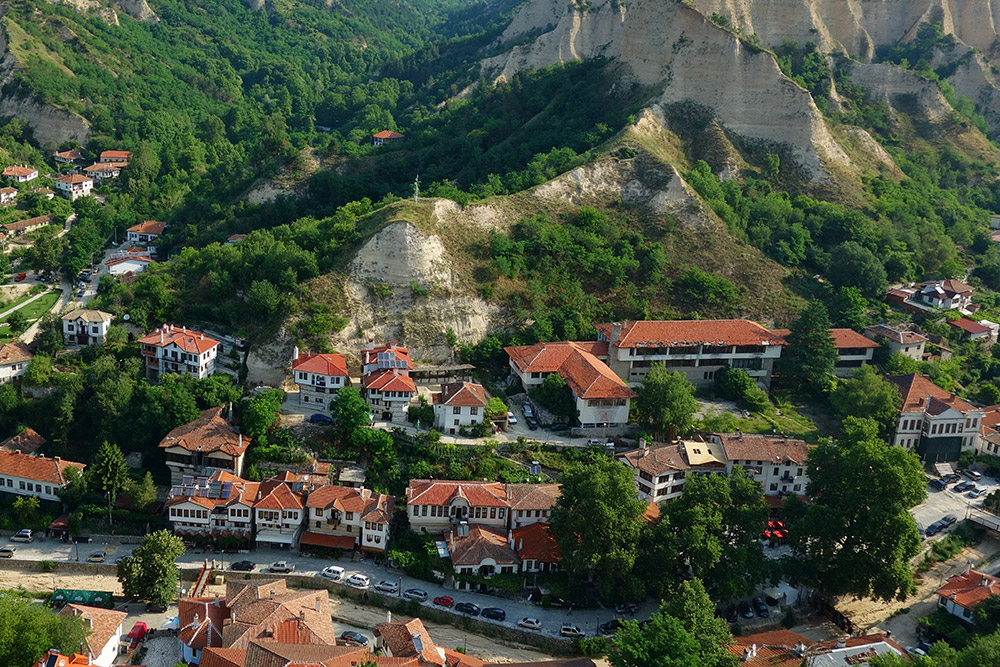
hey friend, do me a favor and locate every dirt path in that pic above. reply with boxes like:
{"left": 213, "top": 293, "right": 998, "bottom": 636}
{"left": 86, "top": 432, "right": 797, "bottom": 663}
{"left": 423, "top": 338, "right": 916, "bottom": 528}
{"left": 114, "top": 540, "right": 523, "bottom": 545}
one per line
{"left": 0, "top": 568, "right": 122, "bottom": 594}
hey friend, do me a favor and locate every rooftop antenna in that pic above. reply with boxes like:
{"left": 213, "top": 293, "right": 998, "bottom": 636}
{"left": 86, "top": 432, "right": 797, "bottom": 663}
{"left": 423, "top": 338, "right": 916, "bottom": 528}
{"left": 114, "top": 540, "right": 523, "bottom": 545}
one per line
{"left": 413, "top": 174, "right": 420, "bottom": 203}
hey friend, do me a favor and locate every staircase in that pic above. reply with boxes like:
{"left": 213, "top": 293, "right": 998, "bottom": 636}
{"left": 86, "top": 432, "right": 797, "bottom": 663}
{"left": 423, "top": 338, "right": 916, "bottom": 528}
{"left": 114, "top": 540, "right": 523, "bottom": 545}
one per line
{"left": 191, "top": 559, "right": 214, "bottom": 597}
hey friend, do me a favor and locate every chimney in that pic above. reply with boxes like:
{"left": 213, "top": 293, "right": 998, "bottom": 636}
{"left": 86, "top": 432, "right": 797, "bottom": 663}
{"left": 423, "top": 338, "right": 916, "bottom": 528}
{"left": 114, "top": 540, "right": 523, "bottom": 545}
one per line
{"left": 836, "top": 638, "right": 847, "bottom": 649}
{"left": 193, "top": 613, "right": 199, "bottom": 626}
{"left": 182, "top": 325, "right": 186, "bottom": 333}
{"left": 518, "top": 538, "right": 523, "bottom": 551}
{"left": 611, "top": 322, "right": 622, "bottom": 344}
{"left": 368, "top": 338, "right": 374, "bottom": 351}
{"left": 270, "top": 589, "right": 275, "bottom": 600}
{"left": 293, "top": 346, "right": 299, "bottom": 362}
{"left": 639, "top": 438, "right": 646, "bottom": 450}
{"left": 508, "top": 529, "right": 513, "bottom": 550}
{"left": 201, "top": 333, "right": 205, "bottom": 340}
{"left": 86, "top": 617, "right": 93, "bottom": 629}
{"left": 315, "top": 597, "right": 321, "bottom": 613}
{"left": 160, "top": 330, "right": 165, "bottom": 344}
{"left": 299, "top": 610, "right": 305, "bottom": 623}
{"left": 386, "top": 610, "right": 392, "bottom": 624}
{"left": 450, "top": 530, "right": 455, "bottom": 553}
{"left": 795, "top": 642, "right": 806, "bottom": 657}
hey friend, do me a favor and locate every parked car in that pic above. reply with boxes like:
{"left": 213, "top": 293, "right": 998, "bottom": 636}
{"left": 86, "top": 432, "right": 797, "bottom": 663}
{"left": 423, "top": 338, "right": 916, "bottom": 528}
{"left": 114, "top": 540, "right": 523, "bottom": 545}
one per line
{"left": 115, "top": 553, "right": 132, "bottom": 565}
{"left": 14, "top": 272, "right": 25, "bottom": 282}
{"left": 0, "top": 547, "right": 15, "bottom": 558}
{"left": 929, "top": 479, "right": 947, "bottom": 490}
{"left": 482, "top": 607, "right": 506, "bottom": 621}
{"left": 753, "top": 597, "right": 769, "bottom": 618}
{"left": 739, "top": 601, "right": 754, "bottom": 619}
{"left": 616, "top": 602, "right": 639, "bottom": 615}
{"left": 525, "top": 417, "right": 538, "bottom": 430}
{"left": 925, "top": 521, "right": 945, "bottom": 537}
{"left": 309, "top": 413, "right": 332, "bottom": 424}
{"left": 455, "top": 602, "right": 481, "bottom": 616}
{"left": 403, "top": 588, "right": 428, "bottom": 602}
{"left": 518, "top": 617, "right": 542, "bottom": 630}
{"left": 969, "top": 488, "right": 987, "bottom": 498}
{"left": 599, "top": 619, "right": 623, "bottom": 637}
{"left": 943, "top": 514, "right": 959, "bottom": 526}
{"left": 319, "top": 565, "right": 344, "bottom": 581}
{"left": 340, "top": 631, "right": 369, "bottom": 647}
{"left": 953, "top": 481, "right": 975, "bottom": 493}
{"left": 433, "top": 595, "right": 454, "bottom": 607}
{"left": 76, "top": 289, "right": 85, "bottom": 298}
{"left": 560, "top": 624, "right": 586, "bottom": 638}
{"left": 726, "top": 604, "right": 739, "bottom": 622}
{"left": 507, "top": 411, "right": 517, "bottom": 425}
{"left": 943, "top": 474, "right": 961, "bottom": 483}
{"left": 963, "top": 469, "right": 983, "bottom": 481}
{"left": 10, "top": 529, "right": 32, "bottom": 543}
{"left": 87, "top": 551, "right": 106, "bottom": 563}
{"left": 375, "top": 580, "right": 399, "bottom": 594}
{"left": 268, "top": 561, "right": 295, "bottom": 573}
{"left": 522, "top": 402, "right": 534, "bottom": 419}
{"left": 231, "top": 560, "right": 256, "bottom": 572}
{"left": 549, "top": 423, "right": 571, "bottom": 432}
{"left": 346, "top": 574, "right": 370, "bottom": 589}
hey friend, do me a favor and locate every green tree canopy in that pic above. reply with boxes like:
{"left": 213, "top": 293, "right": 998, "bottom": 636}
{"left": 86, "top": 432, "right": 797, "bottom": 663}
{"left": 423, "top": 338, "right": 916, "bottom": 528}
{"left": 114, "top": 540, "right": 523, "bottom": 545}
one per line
{"left": 90, "top": 441, "right": 129, "bottom": 527}
{"left": 635, "top": 364, "right": 697, "bottom": 439}
{"left": 6, "top": 309, "right": 28, "bottom": 335}
{"left": 330, "top": 386, "right": 371, "bottom": 444}
{"left": 0, "top": 596, "right": 91, "bottom": 667}
{"left": 118, "top": 530, "right": 185, "bottom": 605}
{"left": 549, "top": 456, "right": 647, "bottom": 603}
{"left": 785, "top": 417, "right": 926, "bottom": 602}
{"left": 828, "top": 241, "right": 889, "bottom": 299}
{"left": 530, "top": 372, "right": 577, "bottom": 419}
{"left": 830, "top": 365, "right": 902, "bottom": 437}
{"left": 780, "top": 300, "right": 836, "bottom": 394}
{"left": 240, "top": 390, "right": 283, "bottom": 441}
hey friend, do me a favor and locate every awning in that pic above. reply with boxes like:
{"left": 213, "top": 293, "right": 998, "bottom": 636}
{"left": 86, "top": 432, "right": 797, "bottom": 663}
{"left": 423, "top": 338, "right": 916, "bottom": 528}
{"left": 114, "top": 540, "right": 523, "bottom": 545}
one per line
{"left": 300, "top": 532, "right": 354, "bottom": 550}
{"left": 49, "top": 512, "right": 70, "bottom": 531}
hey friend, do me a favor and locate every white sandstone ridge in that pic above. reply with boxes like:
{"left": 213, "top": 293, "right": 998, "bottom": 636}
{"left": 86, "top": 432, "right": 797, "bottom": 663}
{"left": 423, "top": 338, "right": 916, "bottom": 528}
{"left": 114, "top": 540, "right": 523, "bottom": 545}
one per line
{"left": 483, "top": 0, "right": 852, "bottom": 183}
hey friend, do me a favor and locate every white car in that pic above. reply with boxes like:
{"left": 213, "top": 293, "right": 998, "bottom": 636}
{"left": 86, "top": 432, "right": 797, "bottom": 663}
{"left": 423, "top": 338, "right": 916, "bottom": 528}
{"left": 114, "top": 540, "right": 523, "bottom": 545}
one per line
{"left": 560, "top": 624, "right": 585, "bottom": 638}
{"left": 507, "top": 411, "right": 518, "bottom": 425}
{"left": 10, "top": 529, "right": 32, "bottom": 543}
{"left": 375, "top": 580, "right": 399, "bottom": 594}
{"left": 319, "top": 566, "right": 345, "bottom": 581}
{"left": 346, "top": 574, "right": 370, "bottom": 589}
{"left": 268, "top": 561, "right": 295, "bottom": 573}
{"left": 518, "top": 617, "right": 542, "bottom": 630}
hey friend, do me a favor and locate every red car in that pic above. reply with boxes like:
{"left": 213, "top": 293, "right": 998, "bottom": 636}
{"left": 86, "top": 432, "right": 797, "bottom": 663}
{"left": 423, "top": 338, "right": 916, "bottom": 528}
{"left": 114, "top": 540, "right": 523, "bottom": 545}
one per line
{"left": 433, "top": 595, "right": 454, "bottom": 607}
{"left": 14, "top": 272, "right": 26, "bottom": 282}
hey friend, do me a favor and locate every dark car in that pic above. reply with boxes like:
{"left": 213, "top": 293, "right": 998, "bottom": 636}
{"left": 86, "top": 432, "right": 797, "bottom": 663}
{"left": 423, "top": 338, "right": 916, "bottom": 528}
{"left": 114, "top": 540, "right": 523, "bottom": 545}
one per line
{"left": 230, "top": 560, "right": 256, "bottom": 571}
{"left": 482, "top": 607, "right": 506, "bottom": 621}
{"left": 925, "top": 521, "right": 945, "bottom": 537}
{"left": 944, "top": 474, "right": 961, "bottom": 483}
{"left": 309, "top": 413, "right": 332, "bottom": 424}
{"left": 726, "top": 604, "right": 739, "bottom": 622}
{"left": 549, "top": 423, "right": 571, "bottom": 432}
{"left": 616, "top": 602, "right": 639, "bottom": 615}
{"left": 525, "top": 417, "right": 538, "bottom": 430}
{"left": 943, "top": 514, "right": 959, "bottom": 526}
{"left": 599, "top": 619, "right": 623, "bottom": 637}
{"left": 753, "top": 597, "right": 769, "bottom": 618}
{"left": 929, "top": 479, "right": 947, "bottom": 490}
{"left": 953, "top": 481, "right": 975, "bottom": 493}
{"left": 739, "top": 601, "right": 754, "bottom": 619}
{"left": 340, "top": 631, "right": 369, "bottom": 647}
{"left": 76, "top": 289, "right": 85, "bottom": 297}
{"left": 433, "top": 596, "right": 454, "bottom": 607}
{"left": 455, "top": 602, "right": 481, "bottom": 616}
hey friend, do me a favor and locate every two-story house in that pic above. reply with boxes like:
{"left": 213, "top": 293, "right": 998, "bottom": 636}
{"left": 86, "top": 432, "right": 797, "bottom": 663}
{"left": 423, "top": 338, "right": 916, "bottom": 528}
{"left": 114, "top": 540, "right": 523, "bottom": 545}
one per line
{"left": 0, "top": 342, "right": 32, "bottom": 384}
{"left": 99, "top": 150, "right": 132, "bottom": 163}
{"left": 52, "top": 149, "right": 84, "bottom": 164}
{"left": 506, "top": 484, "right": 560, "bottom": 529}
{"left": 886, "top": 374, "right": 983, "bottom": 462}
{"left": 165, "top": 471, "right": 258, "bottom": 544}
{"left": 936, "top": 569, "right": 1000, "bottom": 624}
{"left": 949, "top": 317, "right": 996, "bottom": 345}
{"left": 158, "top": 406, "right": 249, "bottom": 484}
{"left": 126, "top": 220, "right": 166, "bottom": 247}
{"left": 58, "top": 605, "right": 127, "bottom": 667}
{"left": 513, "top": 522, "right": 561, "bottom": 575}
{"left": 301, "top": 485, "right": 393, "bottom": 553}
{"left": 54, "top": 174, "right": 93, "bottom": 200}
{"left": 2, "top": 165, "right": 37, "bottom": 182}
{"left": 83, "top": 162, "right": 126, "bottom": 181}
{"left": 433, "top": 381, "right": 492, "bottom": 434}
{"left": 504, "top": 340, "right": 635, "bottom": 428}
{"left": 829, "top": 328, "right": 880, "bottom": 376}
{"left": 139, "top": 324, "right": 220, "bottom": 381}
{"left": 617, "top": 440, "right": 727, "bottom": 502}
{"left": 361, "top": 341, "right": 415, "bottom": 422}
{"left": 405, "top": 479, "right": 509, "bottom": 534}
{"left": 0, "top": 451, "right": 85, "bottom": 501}
{"left": 596, "top": 320, "right": 786, "bottom": 389}
{"left": 253, "top": 474, "right": 306, "bottom": 549}
{"left": 711, "top": 432, "right": 810, "bottom": 499}
{"left": 916, "top": 279, "right": 975, "bottom": 312}
{"left": 291, "top": 348, "right": 348, "bottom": 411}
{"left": 864, "top": 324, "right": 928, "bottom": 360}
{"left": 61, "top": 309, "right": 114, "bottom": 347}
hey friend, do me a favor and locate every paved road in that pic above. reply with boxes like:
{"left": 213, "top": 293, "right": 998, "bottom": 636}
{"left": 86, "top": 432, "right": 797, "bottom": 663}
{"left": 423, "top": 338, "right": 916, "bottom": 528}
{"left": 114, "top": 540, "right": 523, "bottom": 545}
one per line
{"left": 910, "top": 470, "right": 1000, "bottom": 533}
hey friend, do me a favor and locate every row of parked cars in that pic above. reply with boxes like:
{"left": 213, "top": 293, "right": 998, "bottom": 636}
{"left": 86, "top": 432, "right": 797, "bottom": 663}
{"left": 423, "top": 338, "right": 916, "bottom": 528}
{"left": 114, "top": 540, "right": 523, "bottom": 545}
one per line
{"left": 924, "top": 514, "right": 959, "bottom": 537}
{"left": 723, "top": 597, "right": 771, "bottom": 622}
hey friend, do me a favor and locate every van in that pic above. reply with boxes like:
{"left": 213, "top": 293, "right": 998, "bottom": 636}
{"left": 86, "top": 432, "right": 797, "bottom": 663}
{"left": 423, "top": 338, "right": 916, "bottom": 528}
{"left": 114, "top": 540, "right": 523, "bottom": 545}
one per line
{"left": 10, "top": 529, "right": 32, "bottom": 543}
{"left": 963, "top": 469, "right": 983, "bottom": 481}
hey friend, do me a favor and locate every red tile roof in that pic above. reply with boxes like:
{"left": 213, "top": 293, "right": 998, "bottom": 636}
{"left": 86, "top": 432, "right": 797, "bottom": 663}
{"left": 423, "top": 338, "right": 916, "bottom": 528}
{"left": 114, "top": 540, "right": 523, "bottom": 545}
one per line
{"left": 448, "top": 524, "right": 519, "bottom": 567}
{"left": 920, "top": 279, "right": 974, "bottom": 296}
{"left": 443, "top": 649, "right": 486, "bottom": 667}
{"left": 55, "top": 174, "right": 92, "bottom": 184}
{"left": 292, "top": 352, "right": 348, "bottom": 377}
{"left": 179, "top": 596, "right": 230, "bottom": 651}
{"left": 642, "top": 500, "right": 661, "bottom": 526}
{"left": 4, "top": 214, "right": 54, "bottom": 233}
{"left": 158, "top": 406, "right": 249, "bottom": 456}
{"left": 3, "top": 165, "right": 35, "bottom": 177}
{"left": 128, "top": 220, "right": 166, "bottom": 235}
{"left": 949, "top": 317, "right": 992, "bottom": 335}
{"left": 434, "top": 381, "right": 490, "bottom": 407}
{"left": 84, "top": 163, "right": 126, "bottom": 173}
{"left": 829, "top": 328, "right": 880, "bottom": 349}
{"left": 305, "top": 485, "right": 367, "bottom": 512}
{"left": 200, "top": 647, "right": 247, "bottom": 667}
{"left": 885, "top": 373, "right": 977, "bottom": 414}
{"left": 0, "top": 342, "right": 32, "bottom": 366}
{"left": 140, "top": 324, "right": 219, "bottom": 353}
{"left": 100, "top": 150, "right": 132, "bottom": 161}
{"left": 618, "top": 443, "right": 691, "bottom": 475}
{"left": 505, "top": 484, "right": 560, "bottom": 511}
{"left": 505, "top": 341, "right": 634, "bottom": 400}
{"left": 513, "top": 522, "right": 560, "bottom": 562}
{"left": 712, "top": 433, "right": 810, "bottom": 465}
{"left": 376, "top": 618, "right": 441, "bottom": 664}
{"left": 372, "top": 130, "right": 405, "bottom": 139}
{"left": 255, "top": 478, "right": 305, "bottom": 511}
{"left": 59, "top": 604, "right": 127, "bottom": 658}
{"left": 864, "top": 324, "right": 928, "bottom": 345}
{"left": 596, "top": 319, "right": 784, "bottom": 348}
{"left": 936, "top": 569, "right": 1000, "bottom": 611}
{"left": 362, "top": 342, "right": 411, "bottom": 369}
{"left": 299, "top": 532, "right": 355, "bottom": 549}
{"left": 504, "top": 341, "right": 607, "bottom": 374}
{"left": 0, "top": 427, "right": 46, "bottom": 454}
{"left": 406, "top": 479, "right": 508, "bottom": 507}
{"left": 53, "top": 150, "right": 83, "bottom": 161}
{"left": 362, "top": 369, "right": 416, "bottom": 393}
{"left": 0, "top": 451, "right": 84, "bottom": 485}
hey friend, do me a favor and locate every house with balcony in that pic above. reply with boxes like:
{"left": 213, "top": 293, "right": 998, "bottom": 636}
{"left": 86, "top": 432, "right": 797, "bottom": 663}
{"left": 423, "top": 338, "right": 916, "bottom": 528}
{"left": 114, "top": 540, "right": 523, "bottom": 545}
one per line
{"left": 432, "top": 381, "right": 492, "bottom": 434}
{"left": 139, "top": 324, "right": 220, "bottom": 381}
{"left": 253, "top": 474, "right": 306, "bottom": 549}
{"left": 405, "top": 479, "right": 509, "bottom": 533}
{"left": 290, "top": 348, "right": 348, "bottom": 411}
{"left": 617, "top": 440, "right": 727, "bottom": 503}
{"left": 886, "top": 374, "right": 984, "bottom": 462}
{"left": 3, "top": 165, "right": 38, "bottom": 182}
{"left": 936, "top": 569, "right": 1000, "bottom": 624}
{"left": 864, "top": 324, "right": 928, "bottom": 360}
{"left": 158, "top": 406, "right": 249, "bottom": 484}
{"left": 301, "top": 485, "right": 393, "bottom": 554}
{"left": 54, "top": 173, "right": 93, "bottom": 200}
{"left": 0, "top": 451, "right": 85, "bottom": 501}
{"left": 505, "top": 340, "right": 635, "bottom": 428}
{"left": 62, "top": 309, "right": 114, "bottom": 347}
{"left": 84, "top": 162, "right": 126, "bottom": 181}
{"left": 710, "top": 432, "right": 810, "bottom": 500}
{"left": 0, "top": 342, "right": 32, "bottom": 384}
{"left": 596, "top": 320, "right": 786, "bottom": 389}
{"left": 165, "top": 471, "right": 258, "bottom": 544}
{"left": 829, "top": 328, "right": 879, "bottom": 376}
{"left": 361, "top": 341, "right": 415, "bottom": 422}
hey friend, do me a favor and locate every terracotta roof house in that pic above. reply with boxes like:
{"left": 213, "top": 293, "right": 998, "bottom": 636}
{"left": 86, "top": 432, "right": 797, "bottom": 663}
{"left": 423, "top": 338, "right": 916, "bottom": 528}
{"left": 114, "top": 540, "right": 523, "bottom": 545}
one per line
{"left": 915, "top": 279, "right": 976, "bottom": 312}
{"left": 54, "top": 173, "right": 93, "bottom": 200}
{"left": 53, "top": 149, "right": 84, "bottom": 163}
{"left": 711, "top": 433, "right": 811, "bottom": 500}
{"left": 0, "top": 427, "right": 46, "bottom": 454}
{"left": 302, "top": 485, "right": 393, "bottom": 553}
{"left": 726, "top": 629, "right": 907, "bottom": 666}
{"left": 0, "top": 342, "right": 32, "bottom": 384}
{"left": 512, "top": 522, "right": 560, "bottom": 573}
{"left": 617, "top": 441, "right": 719, "bottom": 502}
{"left": 375, "top": 618, "right": 443, "bottom": 665}
{"left": 362, "top": 341, "right": 412, "bottom": 374}
{"left": 828, "top": 328, "right": 879, "bottom": 376}
{"left": 139, "top": 323, "right": 220, "bottom": 382}
{"left": 3, "top": 164, "right": 38, "bottom": 182}
{"left": 361, "top": 341, "right": 414, "bottom": 423}
{"left": 445, "top": 524, "right": 519, "bottom": 588}
{"left": 227, "top": 234, "right": 247, "bottom": 244}
{"left": 0, "top": 451, "right": 85, "bottom": 502}
{"left": 864, "top": 323, "right": 929, "bottom": 360}
{"left": 62, "top": 308, "right": 114, "bottom": 347}
{"left": 291, "top": 348, "right": 349, "bottom": 412}
{"left": 254, "top": 476, "right": 307, "bottom": 549}
{"left": 222, "top": 578, "right": 337, "bottom": 649}
{"left": 198, "top": 647, "right": 248, "bottom": 667}
{"left": 433, "top": 381, "right": 492, "bottom": 434}
{"left": 99, "top": 150, "right": 132, "bottom": 163}
{"left": 597, "top": 319, "right": 786, "bottom": 389}
{"left": 505, "top": 341, "right": 634, "bottom": 428}
{"left": 158, "top": 405, "right": 249, "bottom": 484}
{"left": 84, "top": 162, "right": 126, "bottom": 180}
{"left": 937, "top": 569, "right": 1000, "bottom": 623}
{"left": 885, "top": 373, "right": 983, "bottom": 462}
{"left": 949, "top": 317, "right": 995, "bottom": 343}
{"left": 179, "top": 595, "right": 231, "bottom": 663}
{"left": 506, "top": 483, "right": 560, "bottom": 529}
{"left": 406, "top": 479, "right": 509, "bottom": 533}
{"left": 372, "top": 130, "right": 404, "bottom": 146}
{"left": 165, "top": 470, "right": 259, "bottom": 540}
{"left": 59, "top": 604, "right": 127, "bottom": 667}
{"left": 127, "top": 219, "right": 166, "bottom": 245}
{"left": 0, "top": 186, "right": 17, "bottom": 204}
{"left": 3, "top": 214, "right": 54, "bottom": 235}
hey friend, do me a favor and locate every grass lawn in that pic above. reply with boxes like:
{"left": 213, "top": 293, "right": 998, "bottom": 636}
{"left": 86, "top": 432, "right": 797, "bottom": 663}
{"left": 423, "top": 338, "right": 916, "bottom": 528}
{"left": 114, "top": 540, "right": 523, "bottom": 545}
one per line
{"left": 696, "top": 402, "right": 825, "bottom": 443}
{"left": 13, "top": 290, "right": 59, "bottom": 321}
{"left": 0, "top": 325, "right": 11, "bottom": 343}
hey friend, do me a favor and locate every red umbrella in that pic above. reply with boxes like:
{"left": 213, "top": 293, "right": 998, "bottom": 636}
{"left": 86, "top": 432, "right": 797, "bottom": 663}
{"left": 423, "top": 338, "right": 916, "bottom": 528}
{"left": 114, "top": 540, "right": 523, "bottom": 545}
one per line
{"left": 763, "top": 530, "right": 773, "bottom": 539}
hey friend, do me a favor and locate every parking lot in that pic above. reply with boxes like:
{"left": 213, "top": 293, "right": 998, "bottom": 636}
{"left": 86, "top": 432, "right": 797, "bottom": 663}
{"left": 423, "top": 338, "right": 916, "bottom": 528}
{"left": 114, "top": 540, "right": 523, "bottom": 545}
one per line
{"left": 911, "top": 469, "right": 998, "bottom": 536}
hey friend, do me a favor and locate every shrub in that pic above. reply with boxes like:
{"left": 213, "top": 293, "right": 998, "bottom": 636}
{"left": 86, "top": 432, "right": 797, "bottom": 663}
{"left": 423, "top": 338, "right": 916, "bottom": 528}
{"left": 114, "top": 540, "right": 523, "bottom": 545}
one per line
{"left": 39, "top": 561, "right": 56, "bottom": 573}
{"left": 577, "top": 636, "right": 609, "bottom": 657}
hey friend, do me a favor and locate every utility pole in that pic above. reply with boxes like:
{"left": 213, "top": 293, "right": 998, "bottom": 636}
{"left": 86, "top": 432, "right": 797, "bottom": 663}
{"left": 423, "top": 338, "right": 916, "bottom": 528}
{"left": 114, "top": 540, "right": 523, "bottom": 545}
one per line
{"left": 413, "top": 174, "right": 420, "bottom": 203}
